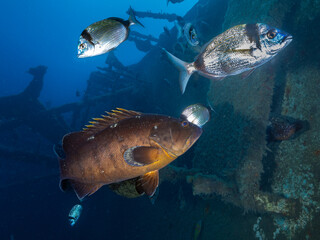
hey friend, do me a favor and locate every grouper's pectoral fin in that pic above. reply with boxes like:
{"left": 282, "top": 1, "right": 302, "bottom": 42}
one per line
{"left": 124, "top": 146, "right": 161, "bottom": 166}
{"left": 69, "top": 180, "right": 104, "bottom": 201}
{"left": 135, "top": 170, "right": 159, "bottom": 197}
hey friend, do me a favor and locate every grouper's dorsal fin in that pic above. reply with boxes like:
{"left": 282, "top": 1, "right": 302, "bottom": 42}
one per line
{"left": 83, "top": 108, "right": 141, "bottom": 133}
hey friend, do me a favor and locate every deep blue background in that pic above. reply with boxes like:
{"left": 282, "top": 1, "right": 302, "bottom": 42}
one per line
{"left": 0, "top": 1, "right": 198, "bottom": 239}
{"left": 0, "top": 0, "right": 197, "bottom": 106}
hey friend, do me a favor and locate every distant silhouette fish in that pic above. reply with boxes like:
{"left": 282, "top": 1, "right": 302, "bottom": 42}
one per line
{"left": 164, "top": 23, "right": 293, "bottom": 93}
{"left": 167, "top": 0, "right": 184, "bottom": 5}
{"left": 68, "top": 204, "right": 82, "bottom": 226}
{"left": 77, "top": 7, "right": 144, "bottom": 58}
{"left": 57, "top": 108, "right": 202, "bottom": 200}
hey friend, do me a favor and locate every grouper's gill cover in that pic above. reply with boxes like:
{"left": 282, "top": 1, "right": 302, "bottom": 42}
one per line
{"left": 58, "top": 108, "right": 202, "bottom": 200}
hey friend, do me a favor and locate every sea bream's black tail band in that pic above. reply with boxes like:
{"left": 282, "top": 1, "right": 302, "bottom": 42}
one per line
{"left": 128, "top": 6, "right": 144, "bottom": 27}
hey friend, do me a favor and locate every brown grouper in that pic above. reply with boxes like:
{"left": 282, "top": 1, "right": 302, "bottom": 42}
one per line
{"left": 58, "top": 108, "right": 202, "bottom": 200}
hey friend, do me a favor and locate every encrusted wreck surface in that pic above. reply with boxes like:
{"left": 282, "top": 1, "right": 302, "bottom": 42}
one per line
{"left": 190, "top": 0, "right": 320, "bottom": 239}
{"left": 2, "top": 0, "right": 320, "bottom": 239}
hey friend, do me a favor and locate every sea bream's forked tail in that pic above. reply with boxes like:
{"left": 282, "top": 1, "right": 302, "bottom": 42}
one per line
{"left": 162, "top": 48, "right": 196, "bottom": 94}
{"left": 128, "top": 6, "right": 144, "bottom": 27}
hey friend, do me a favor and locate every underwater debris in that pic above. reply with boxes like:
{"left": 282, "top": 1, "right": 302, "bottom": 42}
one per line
{"left": 130, "top": 31, "right": 159, "bottom": 43}
{"left": 186, "top": 173, "right": 241, "bottom": 207}
{"left": 129, "top": 37, "right": 153, "bottom": 52}
{"left": 126, "top": 8, "right": 180, "bottom": 22}
{"left": 253, "top": 192, "right": 300, "bottom": 217}
{"left": 128, "top": 32, "right": 159, "bottom": 52}
{"left": 0, "top": 66, "right": 68, "bottom": 143}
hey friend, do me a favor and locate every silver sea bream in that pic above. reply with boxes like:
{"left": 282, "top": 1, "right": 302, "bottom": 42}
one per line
{"left": 77, "top": 7, "right": 143, "bottom": 58}
{"left": 181, "top": 104, "right": 210, "bottom": 128}
{"left": 164, "top": 23, "right": 293, "bottom": 93}
{"left": 183, "top": 23, "right": 199, "bottom": 47}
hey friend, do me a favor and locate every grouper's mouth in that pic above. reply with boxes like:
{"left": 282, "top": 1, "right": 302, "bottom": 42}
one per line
{"left": 150, "top": 139, "right": 178, "bottom": 159}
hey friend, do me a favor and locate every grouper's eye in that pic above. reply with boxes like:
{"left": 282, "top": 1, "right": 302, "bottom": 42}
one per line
{"left": 181, "top": 121, "right": 189, "bottom": 127}
{"left": 267, "top": 29, "right": 278, "bottom": 39}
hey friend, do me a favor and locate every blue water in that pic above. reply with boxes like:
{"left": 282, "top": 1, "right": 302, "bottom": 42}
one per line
{"left": 1, "top": 0, "right": 319, "bottom": 239}
{"left": 0, "top": 0, "right": 196, "bottom": 106}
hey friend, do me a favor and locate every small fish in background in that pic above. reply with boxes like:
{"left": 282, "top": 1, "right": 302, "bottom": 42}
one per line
{"left": 77, "top": 7, "right": 144, "bottom": 58}
{"left": 75, "top": 90, "right": 81, "bottom": 97}
{"left": 174, "top": 18, "right": 199, "bottom": 47}
{"left": 267, "top": 115, "right": 309, "bottom": 142}
{"left": 183, "top": 23, "right": 199, "bottom": 47}
{"left": 57, "top": 108, "right": 202, "bottom": 200}
{"left": 163, "top": 23, "right": 293, "bottom": 93}
{"left": 180, "top": 104, "right": 210, "bottom": 128}
{"left": 194, "top": 219, "right": 203, "bottom": 240}
{"left": 68, "top": 204, "right": 82, "bottom": 226}
{"left": 167, "top": 0, "right": 184, "bottom": 5}
{"left": 163, "top": 26, "right": 170, "bottom": 36}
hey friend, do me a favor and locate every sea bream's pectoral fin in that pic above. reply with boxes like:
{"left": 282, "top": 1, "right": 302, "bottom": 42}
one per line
{"left": 240, "top": 68, "right": 255, "bottom": 79}
{"left": 135, "top": 170, "right": 159, "bottom": 197}
{"left": 124, "top": 146, "right": 161, "bottom": 167}
{"left": 69, "top": 180, "right": 104, "bottom": 201}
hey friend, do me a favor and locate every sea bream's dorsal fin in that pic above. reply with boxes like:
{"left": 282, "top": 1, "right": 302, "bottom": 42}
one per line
{"left": 83, "top": 108, "right": 141, "bottom": 134}
{"left": 136, "top": 170, "right": 159, "bottom": 197}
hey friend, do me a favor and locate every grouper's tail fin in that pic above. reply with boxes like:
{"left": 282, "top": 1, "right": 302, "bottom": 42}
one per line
{"left": 128, "top": 6, "right": 144, "bottom": 27}
{"left": 162, "top": 48, "right": 196, "bottom": 94}
{"left": 57, "top": 154, "right": 102, "bottom": 201}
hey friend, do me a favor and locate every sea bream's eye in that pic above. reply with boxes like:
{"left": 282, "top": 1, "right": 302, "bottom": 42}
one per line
{"left": 181, "top": 121, "right": 189, "bottom": 127}
{"left": 79, "top": 43, "right": 86, "bottom": 50}
{"left": 267, "top": 29, "right": 278, "bottom": 39}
